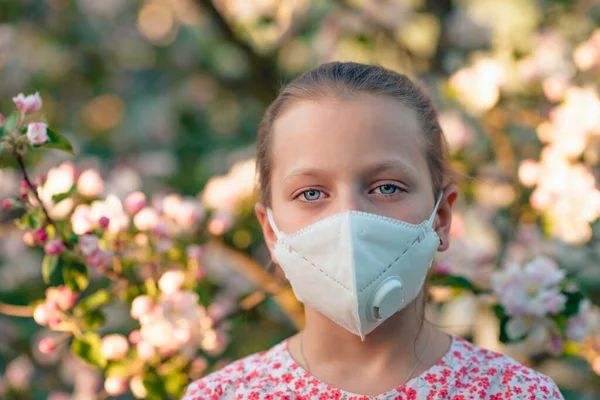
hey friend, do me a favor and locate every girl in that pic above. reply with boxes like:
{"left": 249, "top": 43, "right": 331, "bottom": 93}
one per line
{"left": 183, "top": 62, "right": 563, "bottom": 399}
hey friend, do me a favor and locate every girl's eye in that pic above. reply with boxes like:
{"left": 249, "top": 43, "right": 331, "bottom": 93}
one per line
{"left": 301, "top": 189, "right": 323, "bottom": 201}
{"left": 371, "top": 184, "right": 403, "bottom": 196}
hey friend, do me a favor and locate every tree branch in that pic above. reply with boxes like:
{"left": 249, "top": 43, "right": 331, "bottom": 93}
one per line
{"left": 194, "top": 0, "right": 280, "bottom": 103}
{"left": 0, "top": 302, "right": 34, "bottom": 317}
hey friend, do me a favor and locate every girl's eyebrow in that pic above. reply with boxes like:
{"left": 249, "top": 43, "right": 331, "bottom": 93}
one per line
{"left": 283, "top": 160, "right": 417, "bottom": 184}
{"left": 283, "top": 168, "right": 329, "bottom": 184}
{"left": 361, "top": 160, "right": 417, "bottom": 178}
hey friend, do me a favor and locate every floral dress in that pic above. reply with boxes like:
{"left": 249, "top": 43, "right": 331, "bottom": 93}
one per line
{"left": 182, "top": 336, "right": 564, "bottom": 400}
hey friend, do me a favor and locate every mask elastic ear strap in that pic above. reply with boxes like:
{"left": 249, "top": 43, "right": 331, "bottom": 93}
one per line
{"left": 266, "top": 208, "right": 281, "bottom": 236}
{"left": 427, "top": 192, "right": 444, "bottom": 227}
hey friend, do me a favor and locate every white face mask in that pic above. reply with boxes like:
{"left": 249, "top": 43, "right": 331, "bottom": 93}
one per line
{"left": 266, "top": 194, "right": 443, "bottom": 340}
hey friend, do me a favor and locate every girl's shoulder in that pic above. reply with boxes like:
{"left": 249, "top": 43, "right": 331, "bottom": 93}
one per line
{"left": 181, "top": 340, "right": 290, "bottom": 400}
{"left": 438, "top": 336, "right": 564, "bottom": 399}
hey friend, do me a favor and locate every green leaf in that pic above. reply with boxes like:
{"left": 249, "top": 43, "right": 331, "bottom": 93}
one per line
{"left": 39, "top": 128, "right": 74, "bottom": 155}
{"left": 492, "top": 304, "right": 507, "bottom": 320}
{"left": 429, "top": 273, "right": 480, "bottom": 294}
{"left": 165, "top": 372, "right": 189, "bottom": 397}
{"left": 106, "top": 360, "right": 131, "bottom": 377}
{"left": 498, "top": 315, "right": 511, "bottom": 344}
{"left": 62, "top": 262, "right": 89, "bottom": 292}
{"left": 563, "top": 291, "right": 584, "bottom": 317}
{"left": 81, "top": 309, "right": 106, "bottom": 331}
{"left": 15, "top": 208, "right": 43, "bottom": 230}
{"left": 42, "top": 255, "right": 59, "bottom": 284}
{"left": 143, "top": 369, "right": 168, "bottom": 400}
{"left": 73, "top": 289, "right": 112, "bottom": 317}
{"left": 71, "top": 332, "right": 107, "bottom": 368}
{"left": 51, "top": 186, "right": 76, "bottom": 204}
{"left": 3, "top": 112, "right": 18, "bottom": 133}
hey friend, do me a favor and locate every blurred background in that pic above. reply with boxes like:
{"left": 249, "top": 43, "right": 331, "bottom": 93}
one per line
{"left": 1, "top": 0, "right": 600, "bottom": 399}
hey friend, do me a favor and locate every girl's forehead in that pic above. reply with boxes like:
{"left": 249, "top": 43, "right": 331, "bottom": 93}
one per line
{"left": 270, "top": 97, "right": 428, "bottom": 177}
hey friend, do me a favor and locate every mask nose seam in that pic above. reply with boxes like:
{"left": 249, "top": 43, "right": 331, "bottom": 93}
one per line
{"left": 280, "top": 238, "right": 353, "bottom": 293}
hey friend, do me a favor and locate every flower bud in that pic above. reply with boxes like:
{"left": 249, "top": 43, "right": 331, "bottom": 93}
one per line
{"left": 19, "top": 193, "right": 27, "bottom": 201}
{"left": 44, "top": 239, "right": 64, "bottom": 256}
{"left": 0, "top": 113, "right": 4, "bottom": 125}
{"left": 38, "top": 338, "right": 56, "bottom": 355}
{"left": 26, "top": 122, "right": 49, "bottom": 145}
{"left": 99, "top": 216, "right": 110, "bottom": 229}
{"left": 128, "top": 330, "right": 142, "bottom": 345}
{"left": 101, "top": 334, "right": 130, "bottom": 360}
{"left": 33, "top": 304, "right": 50, "bottom": 326}
{"left": 34, "top": 228, "right": 48, "bottom": 244}
{"left": 104, "top": 376, "right": 127, "bottom": 396}
{"left": 130, "top": 375, "right": 147, "bottom": 399}
{"left": 12, "top": 92, "right": 43, "bottom": 113}
{"left": 55, "top": 285, "right": 79, "bottom": 310}
{"left": 2, "top": 199, "right": 14, "bottom": 210}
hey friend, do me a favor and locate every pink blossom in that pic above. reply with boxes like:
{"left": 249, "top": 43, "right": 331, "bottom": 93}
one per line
{"left": 101, "top": 334, "right": 129, "bottom": 360}
{"left": 77, "top": 169, "right": 105, "bottom": 198}
{"left": 547, "top": 333, "right": 564, "bottom": 355}
{"left": 104, "top": 376, "right": 127, "bottom": 396}
{"left": 89, "top": 195, "right": 130, "bottom": 234}
{"left": 86, "top": 249, "right": 113, "bottom": 269}
{"left": 186, "top": 245, "right": 204, "bottom": 260}
{"left": 0, "top": 113, "right": 4, "bottom": 124}
{"left": 71, "top": 205, "right": 95, "bottom": 235}
{"left": 208, "top": 211, "right": 234, "bottom": 235}
{"left": 5, "top": 355, "right": 34, "bottom": 390}
{"left": 136, "top": 340, "right": 156, "bottom": 361}
{"left": 140, "top": 318, "right": 173, "bottom": 347}
{"left": 130, "top": 295, "right": 154, "bottom": 320}
{"left": 46, "top": 285, "right": 79, "bottom": 310}
{"left": 156, "top": 238, "right": 174, "bottom": 254}
{"left": 491, "top": 257, "right": 566, "bottom": 318}
{"left": 26, "top": 122, "right": 49, "bottom": 145}
{"left": 57, "top": 286, "right": 79, "bottom": 310}
{"left": 130, "top": 375, "right": 147, "bottom": 399}
{"left": 133, "top": 207, "right": 158, "bottom": 231}
{"left": 174, "top": 200, "right": 204, "bottom": 229}
{"left": 125, "top": 191, "right": 147, "bottom": 215}
{"left": 174, "top": 326, "right": 193, "bottom": 344}
{"left": 158, "top": 270, "right": 185, "bottom": 295}
{"left": 567, "top": 299, "right": 594, "bottom": 341}
{"left": 128, "top": 330, "right": 142, "bottom": 344}
{"left": 12, "top": 92, "right": 43, "bottom": 113}
{"left": 44, "top": 239, "right": 64, "bottom": 256}
{"left": 78, "top": 234, "right": 99, "bottom": 256}
{"left": 38, "top": 338, "right": 56, "bottom": 354}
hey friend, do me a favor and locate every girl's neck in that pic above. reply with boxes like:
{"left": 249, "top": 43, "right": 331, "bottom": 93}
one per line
{"left": 300, "top": 299, "right": 426, "bottom": 369}
{"left": 286, "top": 294, "right": 452, "bottom": 396}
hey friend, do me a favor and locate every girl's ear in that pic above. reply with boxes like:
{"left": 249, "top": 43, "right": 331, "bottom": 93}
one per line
{"left": 254, "top": 202, "right": 279, "bottom": 264}
{"left": 435, "top": 184, "right": 458, "bottom": 252}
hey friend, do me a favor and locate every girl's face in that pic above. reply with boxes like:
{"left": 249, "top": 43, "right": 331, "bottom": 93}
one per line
{"left": 256, "top": 95, "right": 457, "bottom": 261}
